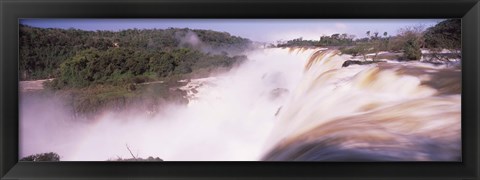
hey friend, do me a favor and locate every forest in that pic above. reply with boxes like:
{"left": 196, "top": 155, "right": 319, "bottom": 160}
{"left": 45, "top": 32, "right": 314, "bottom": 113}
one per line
{"left": 277, "top": 19, "right": 461, "bottom": 61}
{"left": 19, "top": 25, "right": 252, "bottom": 83}
{"left": 19, "top": 25, "right": 252, "bottom": 117}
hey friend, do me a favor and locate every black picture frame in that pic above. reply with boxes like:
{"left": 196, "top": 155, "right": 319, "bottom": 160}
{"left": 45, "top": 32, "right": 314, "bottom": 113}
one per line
{"left": 1, "top": 0, "right": 479, "bottom": 179}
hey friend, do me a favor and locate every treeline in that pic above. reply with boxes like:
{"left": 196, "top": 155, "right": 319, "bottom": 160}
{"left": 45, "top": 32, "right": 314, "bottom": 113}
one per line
{"left": 52, "top": 47, "right": 246, "bottom": 89}
{"left": 20, "top": 152, "right": 60, "bottom": 161}
{"left": 20, "top": 25, "right": 251, "bottom": 116}
{"left": 277, "top": 33, "right": 355, "bottom": 47}
{"left": 19, "top": 25, "right": 252, "bottom": 82}
{"left": 19, "top": 152, "right": 164, "bottom": 161}
{"left": 277, "top": 19, "right": 461, "bottom": 61}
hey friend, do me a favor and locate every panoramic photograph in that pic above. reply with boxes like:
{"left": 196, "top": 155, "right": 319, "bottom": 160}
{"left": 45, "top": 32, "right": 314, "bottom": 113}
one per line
{"left": 19, "top": 19, "right": 461, "bottom": 161}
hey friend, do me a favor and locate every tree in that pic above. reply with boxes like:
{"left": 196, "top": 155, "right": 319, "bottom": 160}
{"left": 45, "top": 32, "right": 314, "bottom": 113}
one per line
{"left": 331, "top": 34, "right": 340, "bottom": 39}
{"left": 403, "top": 39, "right": 422, "bottom": 60}
{"left": 424, "top": 19, "right": 461, "bottom": 50}
{"left": 20, "top": 152, "right": 60, "bottom": 161}
{"left": 397, "top": 25, "right": 425, "bottom": 60}
{"left": 19, "top": 25, "right": 253, "bottom": 81}
{"left": 362, "top": 30, "right": 386, "bottom": 61}
{"left": 423, "top": 19, "right": 461, "bottom": 60}
{"left": 149, "top": 52, "right": 176, "bottom": 77}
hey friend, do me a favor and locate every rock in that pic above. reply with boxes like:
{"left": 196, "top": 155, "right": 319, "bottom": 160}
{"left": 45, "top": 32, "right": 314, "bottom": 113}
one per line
{"left": 342, "top": 60, "right": 385, "bottom": 67}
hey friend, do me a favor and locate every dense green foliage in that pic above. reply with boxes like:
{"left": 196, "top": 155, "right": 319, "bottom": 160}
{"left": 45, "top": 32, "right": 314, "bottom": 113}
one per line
{"left": 403, "top": 39, "right": 423, "bottom": 60}
{"left": 19, "top": 25, "right": 252, "bottom": 81}
{"left": 391, "top": 26, "right": 424, "bottom": 61}
{"left": 20, "top": 152, "right": 60, "bottom": 161}
{"left": 20, "top": 25, "right": 251, "bottom": 115}
{"left": 51, "top": 47, "right": 246, "bottom": 89}
{"left": 424, "top": 19, "right": 461, "bottom": 50}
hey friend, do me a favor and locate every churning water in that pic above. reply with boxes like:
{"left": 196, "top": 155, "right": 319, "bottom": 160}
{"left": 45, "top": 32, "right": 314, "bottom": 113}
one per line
{"left": 20, "top": 48, "right": 461, "bottom": 161}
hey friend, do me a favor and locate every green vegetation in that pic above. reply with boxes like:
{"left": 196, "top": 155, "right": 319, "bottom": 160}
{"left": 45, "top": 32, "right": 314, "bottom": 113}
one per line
{"left": 20, "top": 25, "right": 251, "bottom": 115}
{"left": 423, "top": 19, "right": 462, "bottom": 60}
{"left": 424, "top": 19, "right": 461, "bottom": 51}
{"left": 403, "top": 39, "right": 422, "bottom": 60}
{"left": 395, "top": 26, "right": 425, "bottom": 60}
{"left": 20, "top": 25, "right": 252, "bottom": 81}
{"left": 277, "top": 33, "right": 355, "bottom": 47}
{"left": 50, "top": 47, "right": 246, "bottom": 89}
{"left": 60, "top": 82, "right": 189, "bottom": 116}
{"left": 335, "top": 31, "right": 391, "bottom": 61}
{"left": 19, "top": 19, "right": 460, "bottom": 115}
{"left": 20, "top": 152, "right": 60, "bottom": 161}
{"left": 279, "top": 19, "right": 461, "bottom": 61}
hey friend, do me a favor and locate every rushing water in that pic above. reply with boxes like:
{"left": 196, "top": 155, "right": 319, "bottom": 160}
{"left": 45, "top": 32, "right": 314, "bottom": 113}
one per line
{"left": 263, "top": 50, "right": 461, "bottom": 161}
{"left": 19, "top": 48, "right": 461, "bottom": 161}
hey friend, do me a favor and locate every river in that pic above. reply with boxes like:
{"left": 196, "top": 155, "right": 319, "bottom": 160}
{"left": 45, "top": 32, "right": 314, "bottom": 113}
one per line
{"left": 19, "top": 48, "right": 461, "bottom": 161}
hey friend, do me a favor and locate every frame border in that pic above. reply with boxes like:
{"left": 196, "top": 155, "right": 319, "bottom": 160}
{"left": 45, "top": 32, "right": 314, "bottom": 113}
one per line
{"left": 1, "top": 0, "right": 479, "bottom": 179}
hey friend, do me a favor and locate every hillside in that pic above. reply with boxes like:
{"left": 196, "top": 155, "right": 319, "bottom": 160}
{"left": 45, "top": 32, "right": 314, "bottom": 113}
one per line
{"left": 19, "top": 25, "right": 252, "bottom": 117}
{"left": 19, "top": 25, "right": 252, "bottom": 81}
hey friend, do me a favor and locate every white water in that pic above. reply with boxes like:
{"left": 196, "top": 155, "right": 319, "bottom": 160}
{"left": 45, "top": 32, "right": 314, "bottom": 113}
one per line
{"left": 19, "top": 48, "right": 461, "bottom": 161}
{"left": 263, "top": 50, "right": 461, "bottom": 161}
{"left": 20, "top": 48, "right": 313, "bottom": 161}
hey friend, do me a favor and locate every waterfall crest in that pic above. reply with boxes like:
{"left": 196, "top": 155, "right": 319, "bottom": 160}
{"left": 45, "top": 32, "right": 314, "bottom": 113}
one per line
{"left": 20, "top": 48, "right": 461, "bottom": 161}
{"left": 263, "top": 48, "right": 461, "bottom": 161}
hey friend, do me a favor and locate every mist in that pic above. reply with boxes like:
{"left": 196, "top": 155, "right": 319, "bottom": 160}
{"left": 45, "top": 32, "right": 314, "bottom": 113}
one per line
{"left": 20, "top": 48, "right": 461, "bottom": 161}
{"left": 20, "top": 48, "right": 312, "bottom": 161}
{"left": 175, "top": 30, "right": 253, "bottom": 56}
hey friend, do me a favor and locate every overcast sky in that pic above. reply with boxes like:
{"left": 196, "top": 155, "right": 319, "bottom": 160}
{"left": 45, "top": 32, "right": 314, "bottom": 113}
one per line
{"left": 20, "top": 19, "right": 442, "bottom": 43}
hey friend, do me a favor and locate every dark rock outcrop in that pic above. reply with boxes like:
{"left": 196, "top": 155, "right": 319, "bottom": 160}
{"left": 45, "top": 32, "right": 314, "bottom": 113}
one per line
{"left": 342, "top": 60, "right": 385, "bottom": 68}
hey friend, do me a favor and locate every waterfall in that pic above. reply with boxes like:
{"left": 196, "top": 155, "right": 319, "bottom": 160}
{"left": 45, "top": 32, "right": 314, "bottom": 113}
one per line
{"left": 19, "top": 48, "right": 461, "bottom": 161}
{"left": 263, "top": 49, "right": 461, "bottom": 161}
